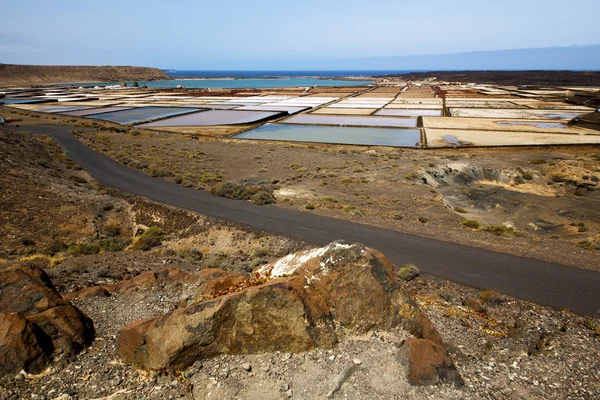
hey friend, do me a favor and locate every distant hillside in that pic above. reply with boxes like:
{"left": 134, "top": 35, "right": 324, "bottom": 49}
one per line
{"left": 0, "top": 64, "right": 170, "bottom": 86}
{"left": 378, "top": 70, "right": 600, "bottom": 86}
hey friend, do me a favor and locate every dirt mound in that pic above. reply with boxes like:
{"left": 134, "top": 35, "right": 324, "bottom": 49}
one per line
{"left": 0, "top": 64, "right": 169, "bottom": 86}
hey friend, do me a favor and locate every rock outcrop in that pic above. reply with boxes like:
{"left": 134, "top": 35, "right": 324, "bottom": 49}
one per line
{"left": 0, "top": 264, "right": 95, "bottom": 377}
{"left": 0, "top": 313, "right": 52, "bottom": 376}
{"left": 117, "top": 241, "right": 462, "bottom": 386}
{"left": 398, "top": 337, "right": 464, "bottom": 386}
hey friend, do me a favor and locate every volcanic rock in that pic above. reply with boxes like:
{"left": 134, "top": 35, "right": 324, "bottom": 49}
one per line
{"left": 0, "top": 312, "right": 53, "bottom": 376}
{"left": 397, "top": 337, "right": 464, "bottom": 386}
{"left": 117, "top": 241, "right": 422, "bottom": 372}
{"left": 0, "top": 264, "right": 95, "bottom": 376}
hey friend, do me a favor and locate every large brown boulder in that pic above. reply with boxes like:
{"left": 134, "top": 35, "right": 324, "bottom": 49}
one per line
{"left": 27, "top": 305, "right": 94, "bottom": 355}
{"left": 117, "top": 242, "right": 405, "bottom": 372}
{"left": 0, "top": 313, "right": 53, "bottom": 376}
{"left": 117, "top": 280, "right": 334, "bottom": 372}
{"left": 0, "top": 264, "right": 66, "bottom": 315}
{"left": 0, "top": 264, "right": 95, "bottom": 376}
{"left": 398, "top": 337, "right": 464, "bottom": 386}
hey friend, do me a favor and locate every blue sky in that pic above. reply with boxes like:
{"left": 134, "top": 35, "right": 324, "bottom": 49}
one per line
{"left": 1, "top": 0, "right": 599, "bottom": 69}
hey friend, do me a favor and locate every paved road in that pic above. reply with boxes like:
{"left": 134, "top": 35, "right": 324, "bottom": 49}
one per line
{"left": 17, "top": 124, "right": 600, "bottom": 317}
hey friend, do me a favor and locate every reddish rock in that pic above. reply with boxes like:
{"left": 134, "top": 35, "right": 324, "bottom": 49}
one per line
{"left": 196, "top": 268, "right": 247, "bottom": 299}
{"left": 63, "top": 286, "right": 110, "bottom": 301}
{"left": 0, "top": 264, "right": 95, "bottom": 376}
{"left": 118, "top": 272, "right": 159, "bottom": 294}
{"left": 398, "top": 337, "right": 463, "bottom": 386}
{"left": 0, "top": 313, "right": 52, "bottom": 376}
{"left": 117, "top": 242, "right": 406, "bottom": 372}
{"left": 117, "top": 267, "right": 197, "bottom": 295}
{"left": 117, "top": 280, "right": 335, "bottom": 372}
{"left": 0, "top": 264, "right": 66, "bottom": 315}
{"left": 156, "top": 266, "right": 196, "bottom": 284}
{"left": 26, "top": 305, "right": 95, "bottom": 356}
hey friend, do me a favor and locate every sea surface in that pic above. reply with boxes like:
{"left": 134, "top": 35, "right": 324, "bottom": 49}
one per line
{"left": 167, "top": 70, "right": 417, "bottom": 78}
{"left": 69, "top": 70, "right": 420, "bottom": 89}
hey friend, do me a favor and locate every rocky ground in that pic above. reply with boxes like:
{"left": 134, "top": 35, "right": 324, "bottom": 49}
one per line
{"left": 1, "top": 124, "right": 599, "bottom": 400}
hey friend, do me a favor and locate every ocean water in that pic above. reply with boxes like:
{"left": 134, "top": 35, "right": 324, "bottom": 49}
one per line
{"left": 68, "top": 70, "right": 421, "bottom": 89}
{"left": 167, "top": 70, "right": 417, "bottom": 78}
{"left": 74, "top": 77, "right": 372, "bottom": 89}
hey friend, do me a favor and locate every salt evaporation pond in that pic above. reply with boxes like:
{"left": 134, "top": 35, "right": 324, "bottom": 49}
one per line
{"left": 88, "top": 106, "right": 200, "bottom": 124}
{"left": 234, "top": 123, "right": 422, "bottom": 147}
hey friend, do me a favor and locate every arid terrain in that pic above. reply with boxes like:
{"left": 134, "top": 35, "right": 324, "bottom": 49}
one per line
{"left": 0, "top": 126, "right": 599, "bottom": 400}
{"left": 4, "top": 106, "right": 599, "bottom": 272}
{"left": 1, "top": 75, "right": 600, "bottom": 400}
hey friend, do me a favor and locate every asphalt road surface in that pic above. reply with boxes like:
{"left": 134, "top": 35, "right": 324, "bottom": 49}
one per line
{"left": 15, "top": 124, "right": 600, "bottom": 317}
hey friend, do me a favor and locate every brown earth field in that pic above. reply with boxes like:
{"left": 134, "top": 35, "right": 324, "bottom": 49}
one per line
{"left": 1, "top": 125, "right": 599, "bottom": 400}
{"left": 377, "top": 71, "right": 600, "bottom": 86}
{"left": 0, "top": 64, "right": 169, "bottom": 87}
{"left": 3, "top": 106, "right": 599, "bottom": 272}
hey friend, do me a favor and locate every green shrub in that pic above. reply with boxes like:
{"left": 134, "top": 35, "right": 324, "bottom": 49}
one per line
{"left": 210, "top": 181, "right": 275, "bottom": 205}
{"left": 133, "top": 227, "right": 164, "bottom": 251}
{"left": 176, "top": 248, "right": 203, "bottom": 261}
{"left": 484, "top": 225, "right": 525, "bottom": 237}
{"left": 70, "top": 175, "right": 88, "bottom": 184}
{"left": 521, "top": 172, "right": 534, "bottom": 180}
{"left": 205, "top": 253, "right": 231, "bottom": 269}
{"left": 305, "top": 203, "right": 315, "bottom": 210}
{"left": 461, "top": 220, "right": 481, "bottom": 229}
{"left": 480, "top": 290, "right": 505, "bottom": 305}
{"left": 397, "top": 264, "right": 420, "bottom": 281}
{"left": 250, "top": 258, "right": 268, "bottom": 268}
{"left": 320, "top": 196, "right": 338, "bottom": 203}
{"left": 99, "top": 237, "right": 131, "bottom": 252}
{"left": 103, "top": 223, "right": 121, "bottom": 237}
{"left": 530, "top": 159, "right": 547, "bottom": 165}
{"left": 69, "top": 242, "right": 100, "bottom": 256}
{"left": 45, "top": 239, "right": 68, "bottom": 256}
{"left": 200, "top": 172, "right": 222, "bottom": 183}
{"left": 454, "top": 207, "right": 468, "bottom": 214}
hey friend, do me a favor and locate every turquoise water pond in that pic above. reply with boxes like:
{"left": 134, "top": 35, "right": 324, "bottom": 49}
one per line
{"left": 234, "top": 123, "right": 422, "bottom": 147}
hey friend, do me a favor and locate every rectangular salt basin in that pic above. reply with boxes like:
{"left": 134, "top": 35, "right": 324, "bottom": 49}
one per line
{"left": 62, "top": 107, "right": 134, "bottom": 117}
{"left": 88, "top": 107, "right": 201, "bottom": 124}
{"left": 425, "top": 128, "right": 600, "bottom": 148}
{"left": 42, "top": 106, "right": 92, "bottom": 113}
{"left": 234, "top": 123, "right": 422, "bottom": 147}
{"left": 328, "top": 103, "right": 388, "bottom": 109}
{"left": 234, "top": 105, "right": 309, "bottom": 114}
{"left": 2, "top": 99, "right": 53, "bottom": 104}
{"left": 385, "top": 104, "right": 443, "bottom": 110}
{"left": 421, "top": 116, "right": 600, "bottom": 134}
{"left": 137, "top": 110, "right": 284, "bottom": 127}
{"left": 284, "top": 115, "right": 416, "bottom": 128}
{"left": 376, "top": 109, "right": 442, "bottom": 117}
{"left": 312, "top": 108, "right": 376, "bottom": 115}
{"left": 448, "top": 108, "right": 588, "bottom": 120}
